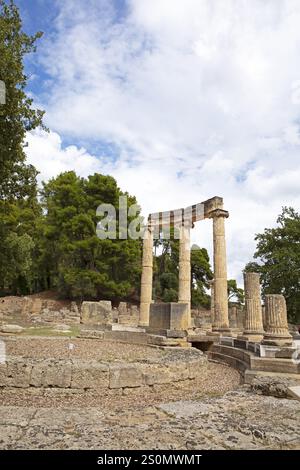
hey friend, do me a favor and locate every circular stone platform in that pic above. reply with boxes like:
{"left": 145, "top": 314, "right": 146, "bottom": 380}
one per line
{"left": 0, "top": 336, "right": 208, "bottom": 393}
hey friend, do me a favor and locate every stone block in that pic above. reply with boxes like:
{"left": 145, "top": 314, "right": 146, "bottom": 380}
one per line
{"left": 109, "top": 364, "right": 143, "bottom": 389}
{"left": 31, "top": 360, "right": 73, "bottom": 388}
{"left": 30, "top": 362, "right": 45, "bottom": 387}
{"left": 287, "top": 385, "right": 300, "bottom": 401}
{"left": 233, "top": 339, "right": 248, "bottom": 350}
{"left": 147, "top": 335, "right": 182, "bottom": 347}
{"left": 149, "top": 303, "right": 189, "bottom": 331}
{"left": 0, "top": 324, "right": 24, "bottom": 334}
{"left": 79, "top": 329, "right": 104, "bottom": 339}
{"left": 71, "top": 361, "right": 109, "bottom": 389}
{"left": 275, "top": 347, "right": 299, "bottom": 359}
{"left": 0, "top": 363, "right": 7, "bottom": 386}
{"left": 103, "top": 330, "right": 148, "bottom": 344}
{"left": 143, "top": 366, "right": 172, "bottom": 386}
{"left": 6, "top": 360, "right": 32, "bottom": 387}
{"left": 167, "top": 362, "right": 190, "bottom": 381}
{"left": 81, "top": 301, "right": 112, "bottom": 325}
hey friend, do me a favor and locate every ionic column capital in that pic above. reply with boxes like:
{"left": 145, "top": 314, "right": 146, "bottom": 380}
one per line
{"left": 208, "top": 209, "right": 229, "bottom": 219}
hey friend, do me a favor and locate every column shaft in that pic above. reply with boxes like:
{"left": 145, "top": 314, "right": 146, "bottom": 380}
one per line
{"left": 210, "top": 280, "right": 215, "bottom": 324}
{"left": 262, "top": 294, "right": 292, "bottom": 346}
{"left": 178, "top": 224, "right": 191, "bottom": 327}
{"left": 139, "top": 227, "right": 153, "bottom": 326}
{"left": 240, "top": 272, "right": 264, "bottom": 342}
{"left": 211, "top": 210, "right": 230, "bottom": 333}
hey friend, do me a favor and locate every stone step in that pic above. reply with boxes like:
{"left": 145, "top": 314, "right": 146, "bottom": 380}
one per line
{"left": 147, "top": 335, "right": 190, "bottom": 348}
{"left": 208, "top": 350, "right": 248, "bottom": 373}
{"left": 251, "top": 356, "right": 300, "bottom": 374}
{"left": 212, "top": 344, "right": 252, "bottom": 366}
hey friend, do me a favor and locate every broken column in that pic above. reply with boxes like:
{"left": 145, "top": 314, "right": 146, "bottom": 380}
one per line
{"left": 139, "top": 226, "right": 153, "bottom": 326}
{"left": 240, "top": 272, "right": 264, "bottom": 342}
{"left": 210, "top": 209, "right": 230, "bottom": 334}
{"left": 178, "top": 223, "right": 191, "bottom": 327}
{"left": 262, "top": 294, "right": 292, "bottom": 346}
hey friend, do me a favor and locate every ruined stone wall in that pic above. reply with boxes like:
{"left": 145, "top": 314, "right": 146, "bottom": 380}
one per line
{"left": 0, "top": 295, "right": 80, "bottom": 324}
{"left": 0, "top": 294, "right": 140, "bottom": 327}
{"left": 0, "top": 350, "right": 206, "bottom": 392}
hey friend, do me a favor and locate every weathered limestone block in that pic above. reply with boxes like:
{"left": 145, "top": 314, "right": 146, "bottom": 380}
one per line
{"left": 41, "top": 308, "right": 62, "bottom": 322}
{"left": 109, "top": 364, "right": 143, "bottom": 389}
{"left": 142, "top": 366, "right": 172, "bottom": 386}
{"left": 79, "top": 329, "right": 104, "bottom": 339}
{"left": 147, "top": 334, "right": 183, "bottom": 347}
{"left": 167, "top": 362, "right": 190, "bottom": 382}
{"left": 71, "top": 361, "right": 109, "bottom": 389}
{"left": 81, "top": 301, "right": 112, "bottom": 325}
{"left": 0, "top": 324, "right": 24, "bottom": 334}
{"left": 149, "top": 303, "right": 189, "bottom": 331}
{"left": 43, "top": 361, "right": 72, "bottom": 388}
{"left": 6, "top": 360, "right": 32, "bottom": 388}
{"left": 30, "top": 362, "right": 45, "bottom": 387}
{"left": 31, "top": 360, "right": 72, "bottom": 388}
{"left": 0, "top": 363, "right": 7, "bottom": 386}
{"left": 118, "top": 303, "right": 139, "bottom": 326}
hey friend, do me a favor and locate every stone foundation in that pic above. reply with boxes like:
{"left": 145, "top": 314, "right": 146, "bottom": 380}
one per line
{"left": 0, "top": 349, "right": 206, "bottom": 392}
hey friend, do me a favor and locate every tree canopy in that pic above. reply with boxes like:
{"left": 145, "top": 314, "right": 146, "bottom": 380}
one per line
{"left": 39, "top": 171, "right": 142, "bottom": 301}
{"left": 245, "top": 206, "right": 300, "bottom": 322}
{"left": 0, "top": 0, "right": 45, "bottom": 199}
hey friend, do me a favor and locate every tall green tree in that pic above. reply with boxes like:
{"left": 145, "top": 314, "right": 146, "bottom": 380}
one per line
{"left": 0, "top": 0, "right": 44, "bottom": 294}
{"left": 0, "top": 172, "right": 42, "bottom": 294}
{"left": 40, "top": 171, "right": 142, "bottom": 301}
{"left": 0, "top": 0, "right": 45, "bottom": 198}
{"left": 245, "top": 206, "right": 300, "bottom": 322}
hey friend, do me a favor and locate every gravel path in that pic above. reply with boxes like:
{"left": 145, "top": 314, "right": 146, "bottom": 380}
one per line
{"left": 3, "top": 336, "right": 168, "bottom": 362}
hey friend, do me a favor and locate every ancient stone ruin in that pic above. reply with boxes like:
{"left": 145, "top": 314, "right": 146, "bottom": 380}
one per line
{"left": 0, "top": 195, "right": 299, "bottom": 402}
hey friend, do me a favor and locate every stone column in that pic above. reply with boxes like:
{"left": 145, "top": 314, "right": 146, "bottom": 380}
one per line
{"left": 139, "top": 226, "right": 153, "bottom": 326}
{"left": 210, "top": 209, "right": 230, "bottom": 334}
{"left": 178, "top": 223, "right": 191, "bottom": 327}
{"left": 262, "top": 294, "right": 292, "bottom": 346}
{"left": 206, "top": 279, "right": 214, "bottom": 331}
{"left": 240, "top": 272, "right": 264, "bottom": 342}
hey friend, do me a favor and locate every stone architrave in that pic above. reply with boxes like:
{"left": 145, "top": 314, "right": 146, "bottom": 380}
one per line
{"left": 178, "top": 223, "right": 191, "bottom": 327}
{"left": 139, "top": 226, "right": 153, "bottom": 326}
{"left": 262, "top": 294, "right": 292, "bottom": 346}
{"left": 240, "top": 272, "right": 264, "bottom": 342}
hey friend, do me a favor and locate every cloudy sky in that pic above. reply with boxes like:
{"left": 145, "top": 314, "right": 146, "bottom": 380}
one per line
{"left": 16, "top": 0, "right": 300, "bottom": 285}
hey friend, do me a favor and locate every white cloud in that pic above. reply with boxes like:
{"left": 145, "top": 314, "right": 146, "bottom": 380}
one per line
{"left": 25, "top": 0, "right": 300, "bottom": 285}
